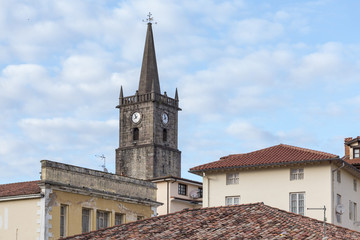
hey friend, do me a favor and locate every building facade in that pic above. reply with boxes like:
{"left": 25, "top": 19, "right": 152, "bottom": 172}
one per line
{"left": 190, "top": 142, "right": 360, "bottom": 231}
{"left": 151, "top": 176, "right": 202, "bottom": 215}
{"left": 115, "top": 20, "right": 181, "bottom": 180}
{"left": 0, "top": 160, "right": 160, "bottom": 240}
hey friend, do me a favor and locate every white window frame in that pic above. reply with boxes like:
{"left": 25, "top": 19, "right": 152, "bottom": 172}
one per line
{"left": 337, "top": 170, "right": 341, "bottom": 183}
{"left": 289, "top": 192, "right": 305, "bottom": 215}
{"left": 354, "top": 148, "right": 360, "bottom": 158}
{"left": 115, "top": 213, "right": 125, "bottom": 225}
{"left": 226, "top": 173, "right": 239, "bottom": 185}
{"left": 336, "top": 194, "right": 342, "bottom": 223}
{"left": 349, "top": 201, "right": 357, "bottom": 221}
{"left": 82, "top": 208, "right": 91, "bottom": 233}
{"left": 96, "top": 210, "right": 109, "bottom": 230}
{"left": 290, "top": 168, "right": 304, "bottom": 181}
{"left": 225, "top": 196, "right": 240, "bottom": 206}
{"left": 60, "top": 205, "right": 68, "bottom": 237}
{"left": 354, "top": 179, "right": 357, "bottom": 192}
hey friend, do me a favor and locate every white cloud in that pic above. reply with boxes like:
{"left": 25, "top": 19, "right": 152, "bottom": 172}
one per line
{"left": 231, "top": 18, "right": 284, "bottom": 43}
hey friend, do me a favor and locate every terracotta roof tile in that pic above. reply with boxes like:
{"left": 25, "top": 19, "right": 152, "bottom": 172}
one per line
{"left": 63, "top": 202, "right": 360, "bottom": 239}
{"left": 0, "top": 181, "right": 41, "bottom": 198}
{"left": 190, "top": 144, "right": 339, "bottom": 172}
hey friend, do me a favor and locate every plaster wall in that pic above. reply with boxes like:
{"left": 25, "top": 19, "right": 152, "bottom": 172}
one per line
{"left": 332, "top": 166, "right": 360, "bottom": 230}
{"left": 203, "top": 164, "right": 332, "bottom": 223}
{"left": 0, "top": 198, "right": 40, "bottom": 240}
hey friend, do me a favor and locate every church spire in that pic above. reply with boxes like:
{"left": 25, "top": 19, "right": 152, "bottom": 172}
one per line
{"left": 138, "top": 13, "right": 160, "bottom": 95}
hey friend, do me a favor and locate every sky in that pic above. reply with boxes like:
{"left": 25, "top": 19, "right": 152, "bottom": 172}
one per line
{"left": 1, "top": 0, "right": 360, "bottom": 184}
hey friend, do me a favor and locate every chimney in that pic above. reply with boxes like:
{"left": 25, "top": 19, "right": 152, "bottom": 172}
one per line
{"left": 344, "top": 137, "right": 353, "bottom": 159}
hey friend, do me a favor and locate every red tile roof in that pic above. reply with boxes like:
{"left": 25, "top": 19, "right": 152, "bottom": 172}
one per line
{"left": 190, "top": 144, "right": 339, "bottom": 173}
{"left": 63, "top": 202, "right": 360, "bottom": 240}
{"left": 0, "top": 181, "right": 41, "bottom": 198}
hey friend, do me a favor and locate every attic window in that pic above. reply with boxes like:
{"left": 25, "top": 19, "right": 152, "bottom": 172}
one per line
{"left": 290, "top": 168, "right": 304, "bottom": 181}
{"left": 226, "top": 173, "right": 239, "bottom": 185}
{"left": 354, "top": 148, "right": 360, "bottom": 158}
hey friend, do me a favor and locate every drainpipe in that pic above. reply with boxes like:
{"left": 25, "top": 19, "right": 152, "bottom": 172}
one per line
{"left": 331, "top": 162, "right": 345, "bottom": 224}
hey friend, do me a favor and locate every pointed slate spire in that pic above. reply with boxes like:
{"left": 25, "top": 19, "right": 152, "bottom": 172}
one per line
{"left": 175, "top": 88, "right": 179, "bottom": 101}
{"left": 119, "top": 86, "right": 123, "bottom": 98}
{"left": 138, "top": 18, "right": 160, "bottom": 95}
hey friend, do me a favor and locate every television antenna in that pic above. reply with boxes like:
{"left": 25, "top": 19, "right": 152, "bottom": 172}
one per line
{"left": 307, "top": 205, "right": 327, "bottom": 239}
{"left": 95, "top": 154, "right": 108, "bottom": 172}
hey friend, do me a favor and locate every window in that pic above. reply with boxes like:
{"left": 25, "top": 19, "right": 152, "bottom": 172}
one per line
{"left": 226, "top": 173, "right": 239, "bottom": 185}
{"left": 82, "top": 208, "right": 91, "bottom": 233}
{"left": 336, "top": 194, "right": 342, "bottom": 223}
{"left": 60, "top": 205, "right": 67, "bottom": 237}
{"left": 115, "top": 213, "right": 125, "bottom": 225}
{"left": 337, "top": 170, "right": 341, "bottom": 183}
{"left": 349, "top": 201, "right": 357, "bottom": 221}
{"left": 354, "top": 148, "right": 360, "bottom": 158}
{"left": 133, "top": 128, "right": 139, "bottom": 141}
{"left": 178, "top": 183, "right": 187, "bottom": 195}
{"left": 354, "top": 179, "right": 357, "bottom": 192}
{"left": 137, "top": 215, "right": 144, "bottom": 221}
{"left": 225, "top": 196, "right": 240, "bottom": 206}
{"left": 289, "top": 192, "right": 305, "bottom": 215}
{"left": 96, "top": 211, "right": 109, "bottom": 230}
{"left": 163, "top": 129, "right": 167, "bottom": 142}
{"left": 290, "top": 168, "right": 304, "bottom": 180}
{"left": 198, "top": 187, "right": 203, "bottom": 198}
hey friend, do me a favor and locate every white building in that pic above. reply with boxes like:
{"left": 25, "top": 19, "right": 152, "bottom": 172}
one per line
{"left": 151, "top": 176, "right": 202, "bottom": 215}
{"left": 190, "top": 138, "right": 360, "bottom": 231}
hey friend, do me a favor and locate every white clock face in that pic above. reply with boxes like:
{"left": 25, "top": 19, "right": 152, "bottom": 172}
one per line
{"left": 131, "top": 112, "right": 141, "bottom": 123}
{"left": 161, "top": 112, "right": 169, "bottom": 124}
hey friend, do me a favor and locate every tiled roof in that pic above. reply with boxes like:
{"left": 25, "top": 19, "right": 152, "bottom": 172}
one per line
{"left": 190, "top": 144, "right": 339, "bottom": 173}
{"left": 0, "top": 180, "right": 41, "bottom": 198}
{"left": 63, "top": 202, "right": 360, "bottom": 240}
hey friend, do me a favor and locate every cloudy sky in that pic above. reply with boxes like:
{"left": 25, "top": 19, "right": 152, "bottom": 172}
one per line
{"left": 1, "top": 0, "right": 360, "bottom": 184}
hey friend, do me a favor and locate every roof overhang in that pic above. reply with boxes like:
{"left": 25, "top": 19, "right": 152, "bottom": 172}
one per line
{"left": 190, "top": 158, "right": 360, "bottom": 179}
{"left": 0, "top": 193, "right": 43, "bottom": 202}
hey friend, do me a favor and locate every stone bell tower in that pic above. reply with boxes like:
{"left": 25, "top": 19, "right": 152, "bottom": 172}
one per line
{"left": 115, "top": 14, "right": 181, "bottom": 180}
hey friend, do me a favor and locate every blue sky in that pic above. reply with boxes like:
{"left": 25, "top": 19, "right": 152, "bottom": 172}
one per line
{"left": 1, "top": 0, "right": 360, "bottom": 184}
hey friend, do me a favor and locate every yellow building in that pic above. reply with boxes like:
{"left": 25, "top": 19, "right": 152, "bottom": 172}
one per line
{"left": 0, "top": 160, "right": 161, "bottom": 240}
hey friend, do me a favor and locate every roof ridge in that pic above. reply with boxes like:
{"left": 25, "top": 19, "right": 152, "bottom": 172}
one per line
{"left": 278, "top": 143, "right": 338, "bottom": 157}
{"left": 0, "top": 180, "right": 40, "bottom": 186}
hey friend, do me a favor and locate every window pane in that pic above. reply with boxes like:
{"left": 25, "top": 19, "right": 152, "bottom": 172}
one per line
{"left": 60, "top": 205, "right": 67, "bottom": 237}
{"left": 82, "top": 209, "right": 90, "bottom": 233}
{"left": 234, "top": 197, "right": 240, "bottom": 205}
{"left": 115, "top": 213, "right": 124, "bottom": 225}
{"left": 97, "top": 211, "right": 109, "bottom": 230}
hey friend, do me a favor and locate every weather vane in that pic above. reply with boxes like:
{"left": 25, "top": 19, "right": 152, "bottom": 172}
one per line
{"left": 143, "top": 12, "right": 157, "bottom": 24}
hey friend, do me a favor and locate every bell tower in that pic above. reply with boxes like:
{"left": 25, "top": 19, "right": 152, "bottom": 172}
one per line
{"left": 115, "top": 14, "right": 181, "bottom": 180}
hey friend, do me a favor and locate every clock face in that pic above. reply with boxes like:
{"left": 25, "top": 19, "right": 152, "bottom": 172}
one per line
{"left": 131, "top": 112, "right": 141, "bottom": 123}
{"left": 161, "top": 112, "right": 169, "bottom": 124}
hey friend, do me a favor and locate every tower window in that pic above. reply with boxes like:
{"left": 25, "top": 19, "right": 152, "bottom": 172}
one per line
{"left": 163, "top": 129, "right": 167, "bottom": 142}
{"left": 133, "top": 128, "right": 139, "bottom": 141}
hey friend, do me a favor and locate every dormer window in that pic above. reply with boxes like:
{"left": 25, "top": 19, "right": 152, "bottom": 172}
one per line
{"left": 354, "top": 148, "right": 360, "bottom": 158}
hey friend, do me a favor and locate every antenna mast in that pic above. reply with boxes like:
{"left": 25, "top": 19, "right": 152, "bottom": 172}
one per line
{"left": 95, "top": 154, "right": 108, "bottom": 172}
{"left": 307, "top": 205, "right": 327, "bottom": 239}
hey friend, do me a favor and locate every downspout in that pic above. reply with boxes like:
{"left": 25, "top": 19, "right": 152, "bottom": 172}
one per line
{"left": 331, "top": 162, "right": 345, "bottom": 224}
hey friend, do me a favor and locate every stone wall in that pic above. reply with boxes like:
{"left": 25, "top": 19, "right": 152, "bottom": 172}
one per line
{"left": 40, "top": 160, "right": 158, "bottom": 205}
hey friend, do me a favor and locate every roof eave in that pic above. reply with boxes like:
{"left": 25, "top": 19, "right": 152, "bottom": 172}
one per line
{"left": 189, "top": 157, "right": 341, "bottom": 175}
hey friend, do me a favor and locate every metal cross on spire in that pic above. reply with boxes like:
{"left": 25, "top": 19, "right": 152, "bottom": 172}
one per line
{"left": 143, "top": 12, "right": 157, "bottom": 24}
